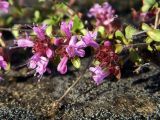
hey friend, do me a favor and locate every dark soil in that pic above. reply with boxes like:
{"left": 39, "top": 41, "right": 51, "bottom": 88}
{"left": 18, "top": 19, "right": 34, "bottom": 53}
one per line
{"left": 0, "top": 58, "right": 160, "bottom": 120}
{"left": 1, "top": 0, "right": 160, "bottom": 120}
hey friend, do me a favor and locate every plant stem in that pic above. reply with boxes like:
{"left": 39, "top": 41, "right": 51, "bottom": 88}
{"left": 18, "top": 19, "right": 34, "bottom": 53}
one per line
{"left": 0, "top": 38, "right": 6, "bottom": 47}
{"left": 56, "top": 73, "right": 83, "bottom": 102}
{"left": 56, "top": 57, "right": 92, "bottom": 103}
{"left": 123, "top": 43, "right": 148, "bottom": 49}
{"left": 154, "top": 8, "right": 160, "bottom": 29}
{"left": 0, "top": 27, "right": 32, "bottom": 32}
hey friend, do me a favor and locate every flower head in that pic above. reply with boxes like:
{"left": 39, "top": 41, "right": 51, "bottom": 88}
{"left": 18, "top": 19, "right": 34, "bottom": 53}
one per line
{"left": 57, "top": 56, "right": 68, "bottom": 74}
{"left": 14, "top": 38, "right": 34, "bottom": 48}
{"left": 28, "top": 53, "right": 49, "bottom": 77}
{"left": 15, "top": 25, "right": 53, "bottom": 59}
{"left": 89, "top": 41, "right": 120, "bottom": 85}
{"left": 88, "top": 2, "right": 116, "bottom": 26}
{"left": 36, "top": 56, "right": 49, "bottom": 76}
{"left": 33, "top": 24, "right": 47, "bottom": 40}
{"left": 132, "top": 8, "right": 156, "bottom": 22}
{"left": 0, "top": 0, "right": 9, "bottom": 13}
{"left": 83, "top": 31, "right": 99, "bottom": 48}
{"left": 60, "top": 20, "right": 73, "bottom": 39}
{"left": 0, "top": 55, "right": 7, "bottom": 70}
{"left": 88, "top": 2, "right": 120, "bottom": 33}
{"left": 66, "top": 36, "right": 85, "bottom": 58}
{"left": 89, "top": 66, "right": 110, "bottom": 85}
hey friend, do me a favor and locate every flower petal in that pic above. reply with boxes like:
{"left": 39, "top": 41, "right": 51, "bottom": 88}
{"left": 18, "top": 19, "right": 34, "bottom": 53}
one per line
{"left": 69, "top": 36, "right": 77, "bottom": 46}
{"left": 0, "top": 1, "right": 9, "bottom": 13}
{"left": 57, "top": 56, "right": 68, "bottom": 74}
{"left": 33, "top": 25, "right": 47, "bottom": 40}
{"left": 60, "top": 20, "right": 73, "bottom": 39}
{"left": 76, "top": 49, "right": 85, "bottom": 57}
{"left": 36, "top": 56, "right": 49, "bottom": 75}
{"left": 15, "top": 39, "right": 34, "bottom": 47}
{"left": 89, "top": 66, "right": 110, "bottom": 85}
{"left": 46, "top": 48, "right": 53, "bottom": 58}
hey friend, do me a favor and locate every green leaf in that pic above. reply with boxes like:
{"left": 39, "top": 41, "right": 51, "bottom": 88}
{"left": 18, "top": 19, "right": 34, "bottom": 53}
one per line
{"left": 147, "top": 29, "right": 160, "bottom": 42}
{"left": 43, "top": 19, "right": 54, "bottom": 25}
{"left": 12, "top": 25, "right": 20, "bottom": 38}
{"left": 141, "top": 0, "right": 156, "bottom": 12}
{"left": 155, "top": 45, "right": 160, "bottom": 51}
{"left": 145, "top": 37, "right": 153, "bottom": 43}
{"left": 147, "top": 45, "right": 153, "bottom": 51}
{"left": 6, "top": 17, "right": 13, "bottom": 24}
{"left": 80, "top": 29, "right": 87, "bottom": 35}
{"left": 98, "top": 26, "right": 105, "bottom": 36}
{"left": 34, "top": 10, "right": 41, "bottom": 22}
{"left": 125, "top": 25, "right": 138, "bottom": 40}
{"left": 115, "top": 30, "right": 125, "bottom": 38}
{"left": 71, "top": 57, "right": 81, "bottom": 69}
{"left": 115, "top": 44, "right": 123, "bottom": 54}
{"left": 8, "top": 0, "right": 13, "bottom": 5}
{"left": 93, "top": 60, "right": 100, "bottom": 66}
{"left": 46, "top": 26, "right": 53, "bottom": 37}
{"left": 142, "top": 23, "right": 153, "bottom": 31}
{"left": 108, "top": 33, "right": 114, "bottom": 39}
{"left": 55, "top": 3, "right": 67, "bottom": 11}
{"left": 72, "top": 15, "right": 84, "bottom": 31}
{"left": 115, "top": 30, "right": 129, "bottom": 44}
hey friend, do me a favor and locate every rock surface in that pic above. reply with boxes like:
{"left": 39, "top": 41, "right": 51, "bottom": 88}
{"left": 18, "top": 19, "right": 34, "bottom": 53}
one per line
{"left": 0, "top": 58, "right": 160, "bottom": 119}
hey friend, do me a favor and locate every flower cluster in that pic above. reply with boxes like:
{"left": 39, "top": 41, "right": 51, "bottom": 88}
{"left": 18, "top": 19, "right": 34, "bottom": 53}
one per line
{"left": 14, "top": 25, "right": 52, "bottom": 78}
{"left": 14, "top": 20, "right": 100, "bottom": 80}
{"left": 55, "top": 21, "right": 99, "bottom": 74}
{"left": 132, "top": 8, "right": 156, "bottom": 23}
{"left": 0, "top": 1, "right": 122, "bottom": 85}
{"left": 88, "top": 2, "right": 120, "bottom": 33}
{"left": 0, "top": 0, "right": 9, "bottom": 13}
{"left": 90, "top": 41, "right": 120, "bottom": 85}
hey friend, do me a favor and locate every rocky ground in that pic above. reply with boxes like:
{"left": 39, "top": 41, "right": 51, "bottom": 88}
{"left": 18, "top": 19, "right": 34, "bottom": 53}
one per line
{"left": 1, "top": 0, "right": 160, "bottom": 120}
{"left": 0, "top": 57, "right": 160, "bottom": 120}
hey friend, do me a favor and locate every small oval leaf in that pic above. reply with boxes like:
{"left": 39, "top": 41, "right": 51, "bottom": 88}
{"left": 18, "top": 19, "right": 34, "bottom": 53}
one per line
{"left": 71, "top": 57, "right": 81, "bottom": 69}
{"left": 115, "top": 44, "right": 123, "bottom": 54}
{"left": 142, "top": 23, "right": 153, "bottom": 31}
{"left": 147, "top": 29, "right": 160, "bottom": 42}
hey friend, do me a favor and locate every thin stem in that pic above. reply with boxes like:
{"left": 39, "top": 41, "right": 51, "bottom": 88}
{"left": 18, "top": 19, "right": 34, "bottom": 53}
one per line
{"left": 0, "top": 38, "right": 6, "bottom": 47}
{"left": 0, "top": 27, "right": 32, "bottom": 32}
{"left": 132, "top": 31, "right": 147, "bottom": 38}
{"left": 56, "top": 57, "right": 92, "bottom": 103}
{"left": 123, "top": 43, "right": 148, "bottom": 50}
{"left": 154, "top": 8, "right": 160, "bottom": 29}
{"left": 57, "top": 74, "right": 82, "bottom": 102}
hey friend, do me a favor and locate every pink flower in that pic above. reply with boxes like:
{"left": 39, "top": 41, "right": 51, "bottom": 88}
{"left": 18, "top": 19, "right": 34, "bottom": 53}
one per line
{"left": 15, "top": 25, "right": 53, "bottom": 59}
{"left": 36, "top": 56, "right": 49, "bottom": 76}
{"left": 66, "top": 36, "right": 85, "bottom": 58}
{"left": 88, "top": 2, "right": 116, "bottom": 27}
{"left": 104, "top": 41, "right": 111, "bottom": 47}
{"left": 0, "top": 0, "right": 9, "bottom": 13}
{"left": 28, "top": 53, "right": 49, "bottom": 76}
{"left": 54, "top": 38, "right": 62, "bottom": 46}
{"left": 28, "top": 53, "right": 41, "bottom": 69}
{"left": 0, "top": 55, "right": 7, "bottom": 70}
{"left": 46, "top": 48, "right": 53, "bottom": 58}
{"left": 77, "top": 31, "right": 99, "bottom": 48}
{"left": 89, "top": 66, "right": 110, "bottom": 85}
{"left": 33, "top": 24, "right": 47, "bottom": 40}
{"left": 57, "top": 56, "right": 68, "bottom": 74}
{"left": 14, "top": 39, "right": 34, "bottom": 48}
{"left": 60, "top": 20, "right": 73, "bottom": 39}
